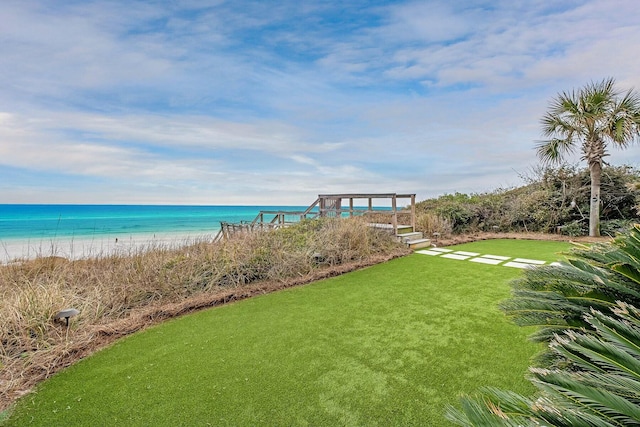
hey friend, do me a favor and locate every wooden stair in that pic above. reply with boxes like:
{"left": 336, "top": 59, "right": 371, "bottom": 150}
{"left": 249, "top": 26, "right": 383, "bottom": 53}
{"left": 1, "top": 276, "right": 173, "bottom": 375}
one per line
{"left": 396, "top": 230, "right": 431, "bottom": 250}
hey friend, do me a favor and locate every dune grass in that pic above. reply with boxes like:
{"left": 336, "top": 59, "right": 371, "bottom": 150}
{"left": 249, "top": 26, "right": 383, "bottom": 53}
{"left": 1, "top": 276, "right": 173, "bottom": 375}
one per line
{"left": 4, "top": 240, "right": 571, "bottom": 426}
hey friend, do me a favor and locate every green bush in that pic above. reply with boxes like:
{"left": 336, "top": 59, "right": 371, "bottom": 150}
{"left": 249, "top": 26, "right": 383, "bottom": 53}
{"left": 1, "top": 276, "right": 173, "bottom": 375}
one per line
{"left": 559, "top": 220, "right": 587, "bottom": 236}
{"left": 416, "top": 164, "right": 640, "bottom": 235}
{"left": 600, "top": 218, "right": 634, "bottom": 236}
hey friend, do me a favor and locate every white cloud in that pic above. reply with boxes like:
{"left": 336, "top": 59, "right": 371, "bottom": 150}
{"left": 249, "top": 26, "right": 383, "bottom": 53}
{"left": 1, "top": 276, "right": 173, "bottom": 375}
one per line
{"left": 2, "top": 0, "right": 640, "bottom": 205}
{"left": 383, "top": 1, "right": 472, "bottom": 43}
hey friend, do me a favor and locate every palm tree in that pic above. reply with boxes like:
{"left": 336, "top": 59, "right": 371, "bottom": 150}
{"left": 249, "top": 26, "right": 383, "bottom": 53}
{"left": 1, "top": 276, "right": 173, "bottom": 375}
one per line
{"left": 536, "top": 78, "right": 640, "bottom": 236}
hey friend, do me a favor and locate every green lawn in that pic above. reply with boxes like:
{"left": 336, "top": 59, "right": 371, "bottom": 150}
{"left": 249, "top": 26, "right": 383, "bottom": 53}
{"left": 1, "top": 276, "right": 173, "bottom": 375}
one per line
{"left": 5, "top": 240, "right": 571, "bottom": 426}
{"left": 443, "top": 239, "right": 574, "bottom": 262}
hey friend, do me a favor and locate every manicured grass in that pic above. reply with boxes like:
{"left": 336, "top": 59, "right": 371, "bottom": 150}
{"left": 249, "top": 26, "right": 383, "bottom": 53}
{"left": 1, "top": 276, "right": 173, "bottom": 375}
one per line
{"left": 443, "top": 239, "right": 573, "bottom": 262}
{"left": 6, "top": 240, "right": 571, "bottom": 426}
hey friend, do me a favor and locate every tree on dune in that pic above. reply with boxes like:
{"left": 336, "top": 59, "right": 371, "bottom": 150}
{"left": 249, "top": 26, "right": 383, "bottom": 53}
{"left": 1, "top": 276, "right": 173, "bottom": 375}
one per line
{"left": 536, "top": 78, "right": 640, "bottom": 237}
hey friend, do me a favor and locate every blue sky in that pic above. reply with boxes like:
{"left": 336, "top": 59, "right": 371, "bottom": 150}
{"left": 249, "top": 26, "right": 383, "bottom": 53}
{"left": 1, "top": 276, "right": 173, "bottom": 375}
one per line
{"left": 2, "top": 0, "right": 640, "bottom": 205}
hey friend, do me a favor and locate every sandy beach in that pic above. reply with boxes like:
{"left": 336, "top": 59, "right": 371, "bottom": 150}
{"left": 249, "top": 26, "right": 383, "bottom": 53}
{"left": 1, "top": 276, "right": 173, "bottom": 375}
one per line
{"left": 0, "top": 231, "right": 217, "bottom": 264}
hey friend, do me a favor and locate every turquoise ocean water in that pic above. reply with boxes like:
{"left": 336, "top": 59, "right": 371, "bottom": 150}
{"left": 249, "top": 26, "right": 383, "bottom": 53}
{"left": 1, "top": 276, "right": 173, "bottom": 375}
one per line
{"left": 0, "top": 205, "right": 307, "bottom": 261}
{"left": 0, "top": 204, "right": 306, "bottom": 241}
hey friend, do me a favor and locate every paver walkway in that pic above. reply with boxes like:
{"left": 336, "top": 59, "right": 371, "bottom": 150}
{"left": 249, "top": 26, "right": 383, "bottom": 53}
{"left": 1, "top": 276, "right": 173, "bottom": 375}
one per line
{"left": 416, "top": 247, "right": 560, "bottom": 269}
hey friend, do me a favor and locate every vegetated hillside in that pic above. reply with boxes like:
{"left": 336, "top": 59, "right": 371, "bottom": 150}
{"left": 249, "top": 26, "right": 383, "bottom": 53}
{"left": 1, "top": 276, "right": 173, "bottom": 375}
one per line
{"left": 415, "top": 164, "right": 640, "bottom": 238}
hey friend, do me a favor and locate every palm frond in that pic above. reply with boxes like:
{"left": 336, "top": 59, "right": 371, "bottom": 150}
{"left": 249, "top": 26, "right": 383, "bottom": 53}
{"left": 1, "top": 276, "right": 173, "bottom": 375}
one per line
{"left": 608, "top": 88, "right": 640, "bottom": 145}
{"left": 531, "top": 370, "right": 640, "bottom": 426}
{"left": 535, "top": 137, "right": 575, "bottom": 164}
{"left": 588, "top": 307, "right": 640, "bottom": 366}
{"left": 504, "top": 229, "right": 640, "bottom": 344}
{"left": 449, "top": 305, "right": 640, "bottom": 426}
{"left": 577, "top": 371, "right": 640, "bottom": 401}
{"left": 445, "top": 388, "right": 550, "bottom": 426}
{"left": 535, "top": 77, "right": 639, "bottom": 178}
{"left": 448, "top": 226, "right": 640, "bottom": 426}
{"left": 553, "top": 331, "right": 640, "bottom": 379}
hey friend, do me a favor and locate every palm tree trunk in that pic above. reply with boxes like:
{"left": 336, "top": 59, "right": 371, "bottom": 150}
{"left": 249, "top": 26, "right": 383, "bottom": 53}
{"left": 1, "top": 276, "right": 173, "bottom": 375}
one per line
{"left": 589, "top": 161, "right": 602, "bottom": 237}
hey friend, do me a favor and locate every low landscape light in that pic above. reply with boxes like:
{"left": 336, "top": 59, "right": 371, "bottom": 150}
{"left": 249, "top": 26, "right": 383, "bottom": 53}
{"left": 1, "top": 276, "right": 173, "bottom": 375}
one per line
{"left": 54, "top": 308, "right": 80, "bottom": 327}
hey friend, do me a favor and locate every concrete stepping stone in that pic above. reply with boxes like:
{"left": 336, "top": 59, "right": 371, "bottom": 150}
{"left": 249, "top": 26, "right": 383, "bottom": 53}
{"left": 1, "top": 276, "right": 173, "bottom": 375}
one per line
{"left": 416, "top": 249, "right": 444, "bottom": 256}
{"left": 480, "top": 254, "right": 511, "bottom": 260}
{"left": 469, "top": 257, "right": 503, "bottom": 265}
{"left": 504, "top": 261, "right": 538, "bottom": 269}
{"left": 453, "top": 251, "right": 480, "bottom": 256}
{"left": 441, "top": 253, "right": 471, "bottom": 260}
{"left": 416, "top": 249, "right": 552, "bottom": 269}
{"left": 513, "top": 258, "right": 546, "bottom": 265}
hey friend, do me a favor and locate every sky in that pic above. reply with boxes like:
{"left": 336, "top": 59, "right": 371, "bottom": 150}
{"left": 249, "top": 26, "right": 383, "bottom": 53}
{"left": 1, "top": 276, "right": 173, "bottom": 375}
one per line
{"left": 2, "top": 0, "right": 640, "bottom": 206}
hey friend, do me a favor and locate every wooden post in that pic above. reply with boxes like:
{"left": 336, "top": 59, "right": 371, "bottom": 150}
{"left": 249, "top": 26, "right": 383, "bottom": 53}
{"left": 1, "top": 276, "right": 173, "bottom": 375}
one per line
{"left": 392, "top": 195, "right": 398, "bottom": 234}
{"left": 411, "top": 194, "right": 416, "bottom": 232}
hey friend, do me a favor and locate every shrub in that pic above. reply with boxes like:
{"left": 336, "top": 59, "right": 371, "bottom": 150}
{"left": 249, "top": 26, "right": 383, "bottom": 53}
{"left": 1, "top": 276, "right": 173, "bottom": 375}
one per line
{"left": 600, "top": 218, "right": 634, "bottom": 236}
{"left": 416, "top": 164, "right": 640, "bottom": 234}
{"left": 559, "top": 220, "right": 587, "bottom": 236}
{"left": 414, "top": 212, "right": 453, "bottom": 237}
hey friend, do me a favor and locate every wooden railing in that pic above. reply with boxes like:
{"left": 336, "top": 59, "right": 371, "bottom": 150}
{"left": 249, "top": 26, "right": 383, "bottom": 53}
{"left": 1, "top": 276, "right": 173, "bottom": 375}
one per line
{"left": 316, "top": 193, "right": 416, "bottom": 234}
{"left": 214, "top": 193, "right": 416, "bottom": 241}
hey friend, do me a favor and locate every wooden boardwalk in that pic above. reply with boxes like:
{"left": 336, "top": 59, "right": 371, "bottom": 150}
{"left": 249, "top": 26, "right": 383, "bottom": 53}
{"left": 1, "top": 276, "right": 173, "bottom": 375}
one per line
{"left": 214, "top": 193, "right": 417, "bottom": 241}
